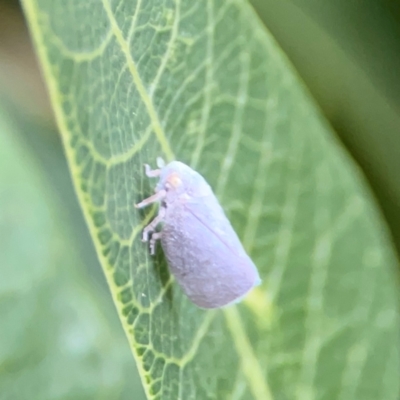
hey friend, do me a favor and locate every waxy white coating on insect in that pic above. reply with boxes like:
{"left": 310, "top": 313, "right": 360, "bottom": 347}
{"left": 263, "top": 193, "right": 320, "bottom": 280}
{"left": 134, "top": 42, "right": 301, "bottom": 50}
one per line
{"left": 135, "top": 159, "right": 261, "bottom": 309}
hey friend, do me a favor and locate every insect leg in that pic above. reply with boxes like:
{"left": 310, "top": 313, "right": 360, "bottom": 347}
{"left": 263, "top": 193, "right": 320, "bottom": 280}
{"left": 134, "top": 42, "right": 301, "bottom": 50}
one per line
{"left": 149, "top": 232, "right": 162, "bottom": 255}
{"left": 142, "top": 206, "right": 166, "bottom": 242}
{"left": 144, "top": 164, "right": 161, "bottom": 177}
{"left": 135, "top": 189, "right": 166, "bottom": 209}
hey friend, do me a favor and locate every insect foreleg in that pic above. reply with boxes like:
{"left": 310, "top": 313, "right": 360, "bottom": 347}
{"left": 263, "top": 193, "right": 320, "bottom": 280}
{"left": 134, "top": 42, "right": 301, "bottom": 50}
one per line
{"left": 144, "top": 164, "right": 161, "bottom": 177}
{"left": 135, "top": 189, "right": 166, "bottom": 209}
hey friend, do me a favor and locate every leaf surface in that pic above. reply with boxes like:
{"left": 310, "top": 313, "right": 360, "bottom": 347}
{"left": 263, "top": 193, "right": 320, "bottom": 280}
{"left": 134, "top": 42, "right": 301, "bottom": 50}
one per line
{"left": 22, "top": 0, "right": 400, "bottom": 399}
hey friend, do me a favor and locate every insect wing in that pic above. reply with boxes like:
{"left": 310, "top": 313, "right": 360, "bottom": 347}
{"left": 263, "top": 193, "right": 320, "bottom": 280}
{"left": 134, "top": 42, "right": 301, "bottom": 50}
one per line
{"left": 161, "top": 194, "right": 259, "bottom": 308}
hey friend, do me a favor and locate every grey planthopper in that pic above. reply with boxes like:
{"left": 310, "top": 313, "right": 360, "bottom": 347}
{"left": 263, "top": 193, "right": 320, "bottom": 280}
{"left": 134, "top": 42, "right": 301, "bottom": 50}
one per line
{"left": 135, "top": 158, "right": 261, "bottom": 309}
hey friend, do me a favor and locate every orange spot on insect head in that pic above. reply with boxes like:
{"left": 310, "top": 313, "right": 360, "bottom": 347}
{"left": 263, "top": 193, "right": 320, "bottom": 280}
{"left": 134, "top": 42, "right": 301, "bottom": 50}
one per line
{"left": 167, "top": 172, "right": 182, "bottom": 188}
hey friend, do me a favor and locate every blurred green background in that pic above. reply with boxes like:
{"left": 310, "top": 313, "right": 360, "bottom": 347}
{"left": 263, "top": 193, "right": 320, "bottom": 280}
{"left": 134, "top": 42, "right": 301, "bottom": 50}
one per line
{"left": 0, "top": 0, "right": 399, "bottom": 398}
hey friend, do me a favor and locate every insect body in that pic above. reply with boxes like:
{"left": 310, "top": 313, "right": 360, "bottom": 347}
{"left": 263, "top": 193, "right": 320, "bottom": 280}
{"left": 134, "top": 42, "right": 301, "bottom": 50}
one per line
{"left": 135, "top": 159, "right": 261, "bottom": 309}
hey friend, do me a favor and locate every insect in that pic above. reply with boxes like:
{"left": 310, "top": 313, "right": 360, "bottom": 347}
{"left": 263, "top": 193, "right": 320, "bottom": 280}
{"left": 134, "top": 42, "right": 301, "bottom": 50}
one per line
{"left": 135, "top": 158, "right": 261, "bottom": 309}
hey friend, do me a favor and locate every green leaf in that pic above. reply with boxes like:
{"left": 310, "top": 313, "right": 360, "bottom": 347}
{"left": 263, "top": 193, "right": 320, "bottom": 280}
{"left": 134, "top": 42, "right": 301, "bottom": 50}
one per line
{"left": 0, "top": 107, "right": 144, "bottom": 399}
{"left": 22, "top": 0, "right": 400, "bottom": 399}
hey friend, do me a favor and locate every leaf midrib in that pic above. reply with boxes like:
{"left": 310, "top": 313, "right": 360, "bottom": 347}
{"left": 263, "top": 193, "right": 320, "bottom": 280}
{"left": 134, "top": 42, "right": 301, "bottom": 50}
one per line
{"left": 101, "top": 0, "right": 175, "bottom": 161}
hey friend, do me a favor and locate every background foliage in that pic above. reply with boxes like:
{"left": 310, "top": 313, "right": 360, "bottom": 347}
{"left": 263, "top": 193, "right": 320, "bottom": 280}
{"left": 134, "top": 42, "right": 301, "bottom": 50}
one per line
{"left": 0, "top": 0, "right": 399, "bottom": 399}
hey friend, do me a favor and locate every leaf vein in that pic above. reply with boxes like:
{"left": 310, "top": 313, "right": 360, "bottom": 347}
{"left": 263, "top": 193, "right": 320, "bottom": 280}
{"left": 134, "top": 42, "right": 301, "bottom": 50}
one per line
{"left": 224, "top": 307, "right": 273, "bottom": 400}
{"left": 216, "top": 42, "right": 250, "bottom": 197}
{"left": 190, "top": 0, "right": 214, "bottom": 169}
{"left": 102, "top": 0, "right": 175, "bottom": 161}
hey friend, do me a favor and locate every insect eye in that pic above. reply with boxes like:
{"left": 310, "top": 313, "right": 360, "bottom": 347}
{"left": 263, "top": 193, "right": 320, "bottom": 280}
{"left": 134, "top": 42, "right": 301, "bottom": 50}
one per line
{"left": 166, "top": 173, "right": 182, "bottom": 188}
